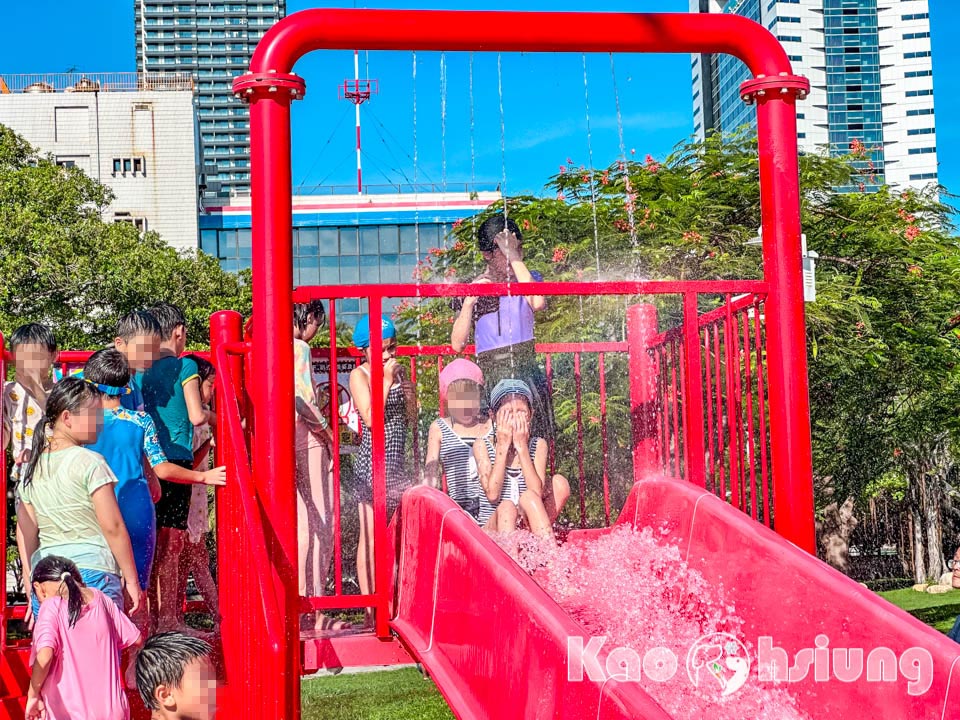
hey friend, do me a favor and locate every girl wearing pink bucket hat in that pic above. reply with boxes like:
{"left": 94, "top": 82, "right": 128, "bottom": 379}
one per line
{"left": 423, "top": 358, "right": 491, "bottom": 523}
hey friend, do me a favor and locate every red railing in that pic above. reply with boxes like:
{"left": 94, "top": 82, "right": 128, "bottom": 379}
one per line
{"left": 643, "top": 293, "right": 774, "bottom": 527}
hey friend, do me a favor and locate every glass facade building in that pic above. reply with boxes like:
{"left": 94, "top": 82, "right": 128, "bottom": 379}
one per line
{"left": 134, "top": 1, "right": 286, "bottom": 196}
{"left": 691, "top": 0, "right": 938, "bottom": 191}
{"left": 200, "top": 190, "right": 501, "bottom": 327}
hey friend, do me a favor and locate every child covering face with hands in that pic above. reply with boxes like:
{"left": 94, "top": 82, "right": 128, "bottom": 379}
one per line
{"left": 474, "top": 379, "right": 569, "bottom": 539}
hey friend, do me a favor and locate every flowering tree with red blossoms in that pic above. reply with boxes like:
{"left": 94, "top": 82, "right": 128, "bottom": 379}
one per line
{"left": 395, "top": 132, "right": 960, "bottom": 581}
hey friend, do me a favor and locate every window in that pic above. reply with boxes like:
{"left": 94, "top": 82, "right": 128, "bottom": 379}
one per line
{"left": 56, "top": 158, "right": 76, "bottom": 169}
{"left": 797, "top": 113, "right": 805, "bottom": 119}
{"left": 904, "top": 51, "right": 931, "bottom": 59}
{"left": 797, "top": 132, "right": 806, "bottom": 139}
{"left": 112, "top": 157, "right": 146, "bottom": 176}
{"left": 907, "top": 128, "right": 935, "bottom": 136}
{"left": 778, "top": 16, "right": 801, "bottom": 23}
{"left": 113, "top": 158, "right": 122, "bottom": 173}
{"left": 906, "top": 108, "right": 934, "bottom": 116}
{"left": 909, "top": 173, "right": 937, "bottom": 181}
{"left": 133, "top": 158, "right": 144, "bottom": 173}
{"left": 905, "top": 70, "right": 932, "bottom": 78}
{"left": 113, "top": 214, "right": 148, "bottom": 233}
{"left": 902, "top": 13, "right": 929, "bottom": 20}
{"left": 907, "top": 147, "right": 936, "bottom": 155}
{"left": 903, "top": 32, "right": 930, "bottom": 40}
{"left": 778, "top": 35, "right": 801, "bottom": 42}
{"left": 906, "top": 89, "right": 933, "bottom": 97}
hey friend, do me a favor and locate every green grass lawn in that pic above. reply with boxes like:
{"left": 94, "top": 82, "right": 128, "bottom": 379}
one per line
{"left": 878, "top": 586, "right": 960, "bottom": 634}
{"left": 301, "top": 668, "right": 453, "bottom": 720}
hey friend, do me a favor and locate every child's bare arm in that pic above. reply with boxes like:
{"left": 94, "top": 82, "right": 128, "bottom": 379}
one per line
{"left": 184, "top": 378, "right": 212, "bottom": 428}
{"left": 27, "top": 645, "right": 54, "bottom": 714}
{"left": 349, "top": 367, "right": 374, "bottom": 428}
{"left": 154, "top": 461, "right": 225, "bottom": 487}
{"left": 423, "top": 421, "right": 442, "bottom": 487}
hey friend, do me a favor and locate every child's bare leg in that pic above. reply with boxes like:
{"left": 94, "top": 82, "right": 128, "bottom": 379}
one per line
{"left": 519, "top": 490, "right": 554, "bottom": 538}
{"left": 155, "top": 528, "right": 192, "bottom": 633}
{"left": 189, "top": 538, "right": 220, "bottom": 625}
{"left": 495, "top": 501, "right": 518, "bottom": 533}
{"left": 357, "top": 502, "right": 375, "bottom": 627}
{"left": 541, "top": 474, "right": 571, "bottom": 524}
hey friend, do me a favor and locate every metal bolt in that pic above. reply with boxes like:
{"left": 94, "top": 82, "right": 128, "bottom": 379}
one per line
{"left": 268, "top": 86, "right": 277, "bottom": 93}
{"left": 757, "top": 90, "right": 766, "bottom": 97}
{"left": 246, "top": 88, "right": 254, "bottom": 94}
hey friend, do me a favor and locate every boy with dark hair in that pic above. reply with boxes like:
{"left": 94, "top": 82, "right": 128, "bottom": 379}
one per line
{"left": 135, "top": 632, "right": 216, "bottom": 719}
{"left": 141, "top": 303, "right": 216, "bottom": 635}
{"left": 114, "top": 310, "right": 163, "bottom": 412}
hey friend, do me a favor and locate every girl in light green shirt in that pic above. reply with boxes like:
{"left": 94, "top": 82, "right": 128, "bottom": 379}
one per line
{"left": 17, "top": 377, "right": 141, "bottom": 621}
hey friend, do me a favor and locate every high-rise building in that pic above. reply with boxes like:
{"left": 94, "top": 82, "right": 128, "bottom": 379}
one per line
{"left": 0, "top": 72, "right": 199, "bottom": 251}
{"left": 691, "top": 0, "right": 938, "bottom": 191}
{"left": 135, "top": 1, "right": 286, "bottom": 197}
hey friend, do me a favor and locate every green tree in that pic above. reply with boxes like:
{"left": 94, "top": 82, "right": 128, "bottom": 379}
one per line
{"left": 398, "top": 132, "right": 960, "bottom": 579}
{"left": 0, "top": 124, "right": 251, "bottom": 349}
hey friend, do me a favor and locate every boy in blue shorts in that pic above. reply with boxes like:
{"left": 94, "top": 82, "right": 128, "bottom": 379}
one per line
{"left": 114, "top": 310, "right": 162, "bottom": 412}
{"left": 141, "top": 303, "right": 216, "bottom": 635}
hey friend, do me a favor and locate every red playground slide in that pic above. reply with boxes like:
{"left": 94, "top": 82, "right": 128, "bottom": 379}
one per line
{"left": 392, "top": 481, "right": 960, "bottom": 719}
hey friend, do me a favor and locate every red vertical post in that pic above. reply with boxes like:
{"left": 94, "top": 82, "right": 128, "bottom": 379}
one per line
{"left": 574, "top": 353, "right": 586, "bottom": 528}
{"left": 210, "top": 311, "right": 243, "bottom": 718}
{"left": 0, "top": 332, "right": 6, "bottom": 651}
{"left": 235, "top": 71, "right": 305, "bottom": 720}
{"left": 599, "top": 353, "right": 611, "bottom": 526}
{"left": 368, "top": 295, "right": 391, "bottom": 638}
{"left": 328, "top": 301, "right": 343, "bottom": 596}
{"left": 681, "top": 294, "right": 708, "bottom": 489}
{"left": 751, "top": 82, "right": 816, "bottom": 553}
{"left": 626, "top": 304, "right": 660, "bottom": 483}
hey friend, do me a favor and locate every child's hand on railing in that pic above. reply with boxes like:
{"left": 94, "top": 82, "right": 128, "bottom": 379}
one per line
{"left": 201, "top": 466, "right": 227, "bottom": 486}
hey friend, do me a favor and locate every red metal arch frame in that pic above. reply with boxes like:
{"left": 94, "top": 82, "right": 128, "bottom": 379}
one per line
{"left": 230, "top": 9, "right": 812, "bottom": 718}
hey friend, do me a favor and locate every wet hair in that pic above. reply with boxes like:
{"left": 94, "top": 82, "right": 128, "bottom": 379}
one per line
{"left": 136, "top": 632, "right": 213, "bottom": 710}
{"left": 446, "top": 378, "right": 482, "bottom": 396}
{"left": 149, "top": 303, "right": 187, "bottom": 341}
{"left": 294, "top": 300, "right": 326, "bottom": 336}
{"left": 31, "top": 555, "right": 86, "bottom": 628}
{"left": 185, "top": 354, "right": 215, "bottom": 383}
{"left": 19, "top": 377, "right": 101, "bottom": 492}
{"left": 9, "top": 323, "right": 57, "bottom": 353}
{"left": 116, "top": 310, "right": 162, "bottom": 342}
{"left": 84, "top": 348, "right": 130, "bottom": 389}
{"left": 477, "top": 215, "right": 522, "bottom": 253}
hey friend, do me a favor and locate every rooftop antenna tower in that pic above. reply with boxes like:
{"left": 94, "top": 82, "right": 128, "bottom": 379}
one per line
{"left": 339, "top": 50, "right": 378, "bottom": 194}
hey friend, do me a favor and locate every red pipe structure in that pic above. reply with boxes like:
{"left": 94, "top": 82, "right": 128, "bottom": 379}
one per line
{"left": 226, "top": 9, "right": 812, "bottom": 719}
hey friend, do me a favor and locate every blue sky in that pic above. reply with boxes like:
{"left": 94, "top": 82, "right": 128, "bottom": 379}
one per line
{"left": 1, "top": 0, "right": 957, "bottom": 204}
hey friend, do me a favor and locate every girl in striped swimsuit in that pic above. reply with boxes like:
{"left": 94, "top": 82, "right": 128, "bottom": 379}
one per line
{"left": 424, "top": 359, "right": 490, "bottom": 523}
{"left": 474, "top": 379, "right": 570, "bottom": 538}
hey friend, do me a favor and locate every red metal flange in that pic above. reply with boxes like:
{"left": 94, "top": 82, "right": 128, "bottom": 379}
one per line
{"left": 740, "top": 73, "right": 810, "bottom": 105}
{"left": 232, "top": 71, "right": 306, "bottom": 103}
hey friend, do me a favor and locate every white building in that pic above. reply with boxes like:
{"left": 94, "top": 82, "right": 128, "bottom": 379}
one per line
{"left": 691, "top": 0, "right": 938, "bottom": 192}
{"left": 0, "top": 72, "right": 200, "bottom": 251}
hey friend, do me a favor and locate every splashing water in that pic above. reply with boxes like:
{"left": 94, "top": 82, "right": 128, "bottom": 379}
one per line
{"left": 493, "top": 526, "right": 809, "bottom": 720}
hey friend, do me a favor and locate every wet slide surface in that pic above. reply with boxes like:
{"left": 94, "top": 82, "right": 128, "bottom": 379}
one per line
{"left": 391, "top": 481, "right": 960, "bottom": 720}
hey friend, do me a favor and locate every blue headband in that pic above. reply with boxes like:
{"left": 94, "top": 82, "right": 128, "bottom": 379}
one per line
{"left": 81, "top": 376, "right": 131, "bottom": 396}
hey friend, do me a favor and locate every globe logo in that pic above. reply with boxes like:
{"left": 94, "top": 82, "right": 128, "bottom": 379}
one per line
{"left": 686, "top": 633, "right": 751, "bottom": 698}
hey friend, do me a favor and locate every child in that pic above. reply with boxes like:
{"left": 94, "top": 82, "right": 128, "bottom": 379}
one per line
{"left": 181, "top": 355, "right": 220, "bottom": 629}
{"left": 17, "top": 377, "right": 142, "bottom": 618}
{"left": 474, "top": 379, "right": 570, "bottom": 538}
{"left": 2, "top": 323, "right": 58, "bottom": 481}
{"left": 2, "top": 324, "right": 58, "bottom": 606}
{"left": 114, "top": 310, "right": 163, "bottom": 412}
{"left": 423, "top": 359, "right": 490, "bottom": 523}
{"left": 83, "top": 349, "right": 225, "bottom": 605}
{"left": 348, "top": 315, "right": 415, "bottom": 607}
{"left": 135, "top": 632, "right": 216, "bottom": 720}
{"left": 26, "top": 555, "right": 142, "bottom": 720}
{"left": 292, "top": 302, "right": 344, "bottom": 633}
{"left": 141, "top": 303, "right": 215, "bottom": 635}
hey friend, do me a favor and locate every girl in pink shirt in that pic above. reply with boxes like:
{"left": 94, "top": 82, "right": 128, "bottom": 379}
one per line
{"left": 26, "top": 555, "right": 142, "bottom": 720}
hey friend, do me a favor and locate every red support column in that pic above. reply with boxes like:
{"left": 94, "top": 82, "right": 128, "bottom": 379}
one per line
{"left": 209, "top": 311, "right": 243, "bottom": 718}
{"left": 233, "top": 70, "right": 306, "bottom": 720}
{"left": 682, "top": 294, "right": 708, "bottom": 489}
{"left": 626, "top": 304, "right": 660, "bottom": 483}
{"left": 0, "top": 332, "right": 7, "bottom": 651}
{"left": 746, "top": 74, "right": 816, "bottom": 553}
